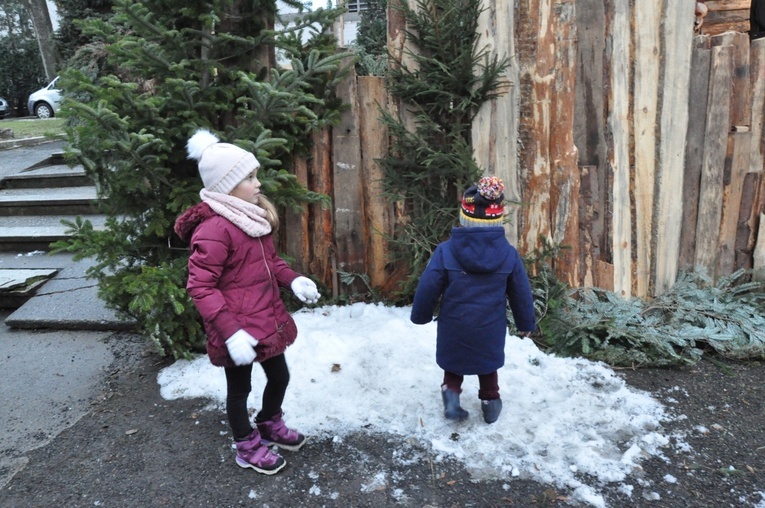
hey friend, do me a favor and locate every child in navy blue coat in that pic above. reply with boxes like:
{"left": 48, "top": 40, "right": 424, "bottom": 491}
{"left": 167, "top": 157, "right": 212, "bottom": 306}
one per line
{"left": 410, "top": 176, "right": 536, "bottom": 424}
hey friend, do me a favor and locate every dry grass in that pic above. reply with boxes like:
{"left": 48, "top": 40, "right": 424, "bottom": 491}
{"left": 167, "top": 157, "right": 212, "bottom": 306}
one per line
{"left": 0, "top": 117, "right": 65, "bottom": 139}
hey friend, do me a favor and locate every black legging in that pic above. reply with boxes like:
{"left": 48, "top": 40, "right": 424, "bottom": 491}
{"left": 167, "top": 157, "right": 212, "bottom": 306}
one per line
{"left": 224, "top": 354, "right": 290, "bottom": 441}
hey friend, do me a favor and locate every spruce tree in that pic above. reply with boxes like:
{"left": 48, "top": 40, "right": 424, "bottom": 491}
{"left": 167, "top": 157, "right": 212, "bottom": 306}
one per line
{"left": 353, "top": 0, "right": 387, "bottom": 76}
{"left": 0, "top": 1, "right": 46, "bottom": 113}
{"left": 54, "top": 0, "right": 114, "bottom": 64}
{"left": 55, "top": 0, "right": 347, "bottom": 358}
{"left": 378, "top": 0, "right": 509, "bottom": 298}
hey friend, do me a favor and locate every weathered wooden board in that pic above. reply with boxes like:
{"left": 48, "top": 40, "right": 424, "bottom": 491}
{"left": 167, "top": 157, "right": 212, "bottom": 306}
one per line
{"left": 679, "top": 36, "right": 712, "bottom": 273}
{"left": 473, "top": 0, "right": 520, "bottom": 247}
{"left": 653, "top": 1, "right": 695, "bottom": 295}
{"left": 750, "top": 38, "right": 765, "bottom": 174}
{"left": 357, "top": 76, "right": 391, "bottom": 290}
{"left": 609, "top": 0, "right": 632, "bottom": 297}
{"left": 712, "top": 32, "right": 751, "bottom": 128}
{"left": 735, "top": 172, "right": 763, "bottom": 270}
{"left": 578, "top": 165, "right": 599, "bottom": 287}
{"left": 695, "top": 45, "right": 733, "bottom": 273}
{"left": 387, "top": 0, "right": 407, "bottom": 72}
{"left": 283, "top": 156, "right": 310, "bottom": 274}
{"left": 702, "top": 10, "right": 750, "bottom": 37}
{"left": 717, "top": 131, "right": 752, "bottom": 277}
{"left": 700, "top": 0, "right": 750, "bottom": 36}
{"left": 632, "top": 0, "right": 661, "bottom": 297}
{"left": 332, "top": 59, "right": 367, "bottom": 294}
{"left": 308, "top": 128, "right": 335, "bottom": 292}
{"left": 596, "top": 260, "right": 615, "bottom": 292}
{"left": 516, "top": 0, "right": 554, "bottom": 257}
{"left": 754, "top": 214, "right": 765, "bottom": 281}
{"left": 705, "top": 0, "right": 750, "bottom": 10}
{"left": 574, "top": 0, "right": 609, "bottom": 268}
{"left": 735, "top": 39, "right": 765, "bottom": 272}
{"left": 550, "top": 0, "right": 579, "bottom": 287}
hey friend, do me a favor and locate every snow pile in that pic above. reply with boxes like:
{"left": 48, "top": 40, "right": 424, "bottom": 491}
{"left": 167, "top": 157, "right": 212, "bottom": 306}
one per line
{"left": 158, "top": 303, "right": 675, "bottom": 506}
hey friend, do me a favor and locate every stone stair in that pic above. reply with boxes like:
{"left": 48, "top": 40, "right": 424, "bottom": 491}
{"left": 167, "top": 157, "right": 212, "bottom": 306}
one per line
{"left": 0, "top": 142, "right": 132, "bottom": 330}
{"left": 0, "top": 151, "right": 106, "bottom": 252}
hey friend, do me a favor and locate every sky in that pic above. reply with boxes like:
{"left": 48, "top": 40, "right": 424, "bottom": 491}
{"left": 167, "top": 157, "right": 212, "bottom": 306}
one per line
{"left": 155, "top": 303, "right": 700, "bottom": 507}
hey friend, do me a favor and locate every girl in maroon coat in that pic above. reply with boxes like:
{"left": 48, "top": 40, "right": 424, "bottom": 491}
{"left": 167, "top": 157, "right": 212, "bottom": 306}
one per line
{"left": 174, "top": 129, "right": 320, "bottom": 475}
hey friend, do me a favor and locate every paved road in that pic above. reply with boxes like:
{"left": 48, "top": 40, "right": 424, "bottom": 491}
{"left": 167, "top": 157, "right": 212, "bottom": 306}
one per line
{"left": 0, "top": 312, "right": 116, "bottom": 489}
{"left": 0, "top": 140, "right": 124, "bottom": 489}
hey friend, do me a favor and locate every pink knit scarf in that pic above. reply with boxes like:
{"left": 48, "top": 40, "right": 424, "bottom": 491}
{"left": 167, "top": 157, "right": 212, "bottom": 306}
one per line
{"left": 200, "top": 189, "right": 272, "bottom": 238}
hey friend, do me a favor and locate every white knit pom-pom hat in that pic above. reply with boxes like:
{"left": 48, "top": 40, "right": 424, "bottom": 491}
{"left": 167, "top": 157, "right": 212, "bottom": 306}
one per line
{"left": 186, "top": 129, "right": 260, "bottom": 194}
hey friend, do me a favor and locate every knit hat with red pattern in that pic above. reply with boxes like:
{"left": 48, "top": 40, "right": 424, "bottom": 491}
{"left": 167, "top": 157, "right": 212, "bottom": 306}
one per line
{"left": 459, "top": 176, "right": 505, "bottom": 227}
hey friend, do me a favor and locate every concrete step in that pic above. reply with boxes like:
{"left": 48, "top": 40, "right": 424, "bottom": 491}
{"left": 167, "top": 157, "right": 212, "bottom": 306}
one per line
{"left": 0, "top": 186, "right": 101, "bottom": 216}
{"left": 0, "top": 215, "right": 107, "bottom": 252}
{"left": 0, "top": 268, "right": 58, "bottom": 308}
{"left": 1, "top": 165, "right": 92, "bottom": 189}
{"left": 0, "top": 252, "right": 136, "bottom": 329}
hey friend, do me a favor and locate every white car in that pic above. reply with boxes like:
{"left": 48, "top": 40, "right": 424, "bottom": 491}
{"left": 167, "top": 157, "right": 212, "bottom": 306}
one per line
{"left": 0, "top": 96, "right": 8, "bottom": 118}
{"left": 27, "top": 77, "right": 61, "bottom": 118}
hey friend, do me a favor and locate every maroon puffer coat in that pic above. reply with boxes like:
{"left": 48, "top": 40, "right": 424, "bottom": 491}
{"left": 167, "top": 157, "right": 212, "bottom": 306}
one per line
{"left": 174, "top": 202, "right": 300, "bottom": 367}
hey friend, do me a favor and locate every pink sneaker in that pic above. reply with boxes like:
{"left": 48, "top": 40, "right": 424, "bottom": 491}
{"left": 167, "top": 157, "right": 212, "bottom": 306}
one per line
{"left": 235, "top": 429, "right": 286, "bottom": 475}
{"left": 257, "top": 412, "right": 306, "bottom": 451}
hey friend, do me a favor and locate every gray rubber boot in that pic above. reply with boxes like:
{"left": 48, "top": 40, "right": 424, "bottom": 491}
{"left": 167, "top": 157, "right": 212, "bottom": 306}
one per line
{"left": 441, "top": 387, "right": 469, "bottom": 421}
{"left": 481, "top": 398, "right": 502, "bottom": 424}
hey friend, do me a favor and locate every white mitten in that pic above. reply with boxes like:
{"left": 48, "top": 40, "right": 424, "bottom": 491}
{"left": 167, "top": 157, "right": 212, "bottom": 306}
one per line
{"left": 291, "top": 276, "right": 320, "bottom": 304}
{"left": 225, "top": 330, "right": 258, "bottom": 365}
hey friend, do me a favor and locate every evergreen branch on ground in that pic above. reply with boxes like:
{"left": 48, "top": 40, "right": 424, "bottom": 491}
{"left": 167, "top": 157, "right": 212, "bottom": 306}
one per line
{"left": 530, "top": 264, "right": 765, "bottom": 367}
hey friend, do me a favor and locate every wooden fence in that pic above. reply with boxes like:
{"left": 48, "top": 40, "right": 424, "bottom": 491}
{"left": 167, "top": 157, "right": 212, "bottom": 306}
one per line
{"left": 280, "top": 0, "right": 765, "bottom": 299}
{"left": 700, "top": 0, "right": 751, "bottom": 35}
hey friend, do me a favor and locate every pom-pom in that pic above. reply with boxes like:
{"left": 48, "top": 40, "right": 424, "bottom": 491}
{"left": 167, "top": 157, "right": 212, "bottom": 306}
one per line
{"left": 186, "top": 129, "right": 219, "bottom": 161}
{"left": 477, "top": 176, "right": 504, "bottom": 201}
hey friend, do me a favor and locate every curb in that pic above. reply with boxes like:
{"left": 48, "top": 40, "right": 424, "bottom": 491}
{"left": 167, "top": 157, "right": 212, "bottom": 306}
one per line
{"left": 0, "top": 136, "right": 65, "bottom": 151}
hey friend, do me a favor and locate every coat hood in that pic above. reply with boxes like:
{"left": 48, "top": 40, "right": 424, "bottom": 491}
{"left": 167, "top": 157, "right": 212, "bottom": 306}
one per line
{"left": 447, "top": 226, "right": 513, "bottom": 273}
{"left": 174, "top": 202, "right": 216, "bottom": 242}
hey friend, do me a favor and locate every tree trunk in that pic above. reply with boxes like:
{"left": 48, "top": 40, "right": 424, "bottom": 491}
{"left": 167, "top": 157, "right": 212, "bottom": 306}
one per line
{"left": 21, "top": 0, "right": 57, "bottom": 81}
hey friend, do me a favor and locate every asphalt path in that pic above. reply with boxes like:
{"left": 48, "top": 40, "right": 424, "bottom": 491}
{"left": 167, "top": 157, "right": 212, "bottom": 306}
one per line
{"left": 0, "top": 140, "right": 119, "bottom": 488}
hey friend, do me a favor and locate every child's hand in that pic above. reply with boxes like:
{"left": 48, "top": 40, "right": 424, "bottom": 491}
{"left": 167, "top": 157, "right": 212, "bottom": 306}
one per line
{"left": 291, "top": 276, "right": 320, "bottom": 304}
{"left": 225, "top": 330, "right": 259, "bottom": 365}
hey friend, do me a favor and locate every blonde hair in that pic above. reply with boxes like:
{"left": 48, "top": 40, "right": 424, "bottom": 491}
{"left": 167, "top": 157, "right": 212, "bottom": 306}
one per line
{"left": 259, "top": 194, "right": 279, "bottom": 230}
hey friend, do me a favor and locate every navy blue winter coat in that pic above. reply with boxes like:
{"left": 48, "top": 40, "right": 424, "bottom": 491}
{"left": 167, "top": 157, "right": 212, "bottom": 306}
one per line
{"left": 410, "top": 226, "right": 536, "bottom": 375}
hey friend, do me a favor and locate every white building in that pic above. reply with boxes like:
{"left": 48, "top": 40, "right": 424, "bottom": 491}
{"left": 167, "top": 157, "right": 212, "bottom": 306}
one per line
{"left": 279, "top": 0, "right": 370, "bottom": 48}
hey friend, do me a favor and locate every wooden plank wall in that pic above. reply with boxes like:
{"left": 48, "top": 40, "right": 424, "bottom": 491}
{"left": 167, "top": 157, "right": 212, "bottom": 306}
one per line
{"left": 737, "top": 38, "right": 765, "bottom": 272}
{"left": 357, "top": 76, "right": 392, "bottom": 289}
{"left": 678, "top": 36, "right": 712, "bottom": 273}
{"left": 700, "top": 0, "right": 751, "bottom": 36}
{"left": 473, "top": 0, "right": 521, "bottom": 248}
{"left": 332, "top": 55, "right": 367, "bottom": 293}
{"left": 513, "top": 0, "right": 579, "bottom": 287}
{"left": 515, "top": 0, "right": 554, "bottom": 271}
{"left": 633, "top": 1, "right": 661, "bottom": 297}
{"left": 653, "top": 1, "right": 695, "bottom": 295}
{"left": 573, "top": 0, "right": 609, "bottom": 289}
{"left": 609, "top": 0, "right": 632, "bottom": 298}
{"left": 549, "top": 0, "right": 580, "bottom": 287}
{"left": 282, "top": 1, "right": 765, "bottom": 300}
{"left": 284, "top": 74, "right": 392, "bottom": 297}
